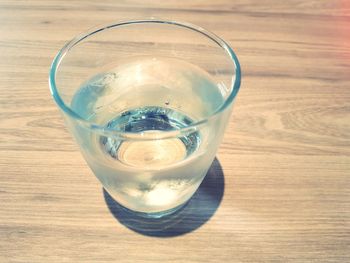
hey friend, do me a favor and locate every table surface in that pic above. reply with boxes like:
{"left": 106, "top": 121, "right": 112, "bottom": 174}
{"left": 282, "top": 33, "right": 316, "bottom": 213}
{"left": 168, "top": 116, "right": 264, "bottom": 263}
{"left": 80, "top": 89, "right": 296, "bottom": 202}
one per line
{"left": 1, "top": 1, "right": 349, "bottom": 262}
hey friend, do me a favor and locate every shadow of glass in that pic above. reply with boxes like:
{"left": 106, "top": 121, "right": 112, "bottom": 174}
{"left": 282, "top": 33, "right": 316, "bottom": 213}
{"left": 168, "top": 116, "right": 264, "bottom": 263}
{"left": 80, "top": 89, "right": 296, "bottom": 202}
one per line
{"left": 103, "top": 158, "right": 225, "bottom": 237}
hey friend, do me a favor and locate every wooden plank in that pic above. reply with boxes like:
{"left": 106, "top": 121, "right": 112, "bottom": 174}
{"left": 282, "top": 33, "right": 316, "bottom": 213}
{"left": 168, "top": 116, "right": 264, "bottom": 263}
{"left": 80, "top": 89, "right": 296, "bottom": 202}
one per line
{"left": 0, "top": 0, "right": 349, "bottom": 262}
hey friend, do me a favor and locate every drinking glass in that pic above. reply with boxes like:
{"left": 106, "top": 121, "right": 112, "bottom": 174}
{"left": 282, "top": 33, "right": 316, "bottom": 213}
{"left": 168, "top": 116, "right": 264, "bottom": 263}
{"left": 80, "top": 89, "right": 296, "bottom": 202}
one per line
{"left": 49, "top": 19, "right": 241, "bottom": 217}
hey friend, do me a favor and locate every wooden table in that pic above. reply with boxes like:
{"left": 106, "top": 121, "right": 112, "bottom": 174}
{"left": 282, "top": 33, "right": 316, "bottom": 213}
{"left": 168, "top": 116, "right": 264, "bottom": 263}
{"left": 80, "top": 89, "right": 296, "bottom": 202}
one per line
{"left": 1, "top": 1, "right": 349, "bottom": 262}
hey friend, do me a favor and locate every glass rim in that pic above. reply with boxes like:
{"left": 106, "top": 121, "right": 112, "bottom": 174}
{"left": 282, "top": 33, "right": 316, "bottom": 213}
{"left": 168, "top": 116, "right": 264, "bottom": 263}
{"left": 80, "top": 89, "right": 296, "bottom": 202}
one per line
{"left": 49, "top": 19, "right": 241, "bottom": 139}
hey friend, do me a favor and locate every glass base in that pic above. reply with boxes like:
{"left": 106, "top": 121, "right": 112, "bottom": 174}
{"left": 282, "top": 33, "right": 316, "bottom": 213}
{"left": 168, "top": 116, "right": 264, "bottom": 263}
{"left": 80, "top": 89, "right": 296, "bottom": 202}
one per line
{"left": 103, "top": 188, "right": 193, "bottom": 234}
{"left": 104, "top": 188, "right": 188, "bottom": 219}
{"left": 102, "top": 158, "right": 224, "bottom": 236}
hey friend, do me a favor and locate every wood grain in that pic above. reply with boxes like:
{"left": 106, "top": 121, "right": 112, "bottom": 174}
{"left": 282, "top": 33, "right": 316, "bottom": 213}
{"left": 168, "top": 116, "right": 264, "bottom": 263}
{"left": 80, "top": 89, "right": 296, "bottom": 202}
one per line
{"left": 0, "top": 0, "right": 349, "bottom": 262}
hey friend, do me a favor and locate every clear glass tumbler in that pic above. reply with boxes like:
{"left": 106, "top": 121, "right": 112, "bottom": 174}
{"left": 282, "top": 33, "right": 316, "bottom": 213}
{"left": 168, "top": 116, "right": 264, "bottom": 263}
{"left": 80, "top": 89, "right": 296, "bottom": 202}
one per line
{"left": 49, "top": 20, "right": 241, "bottom": 217}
